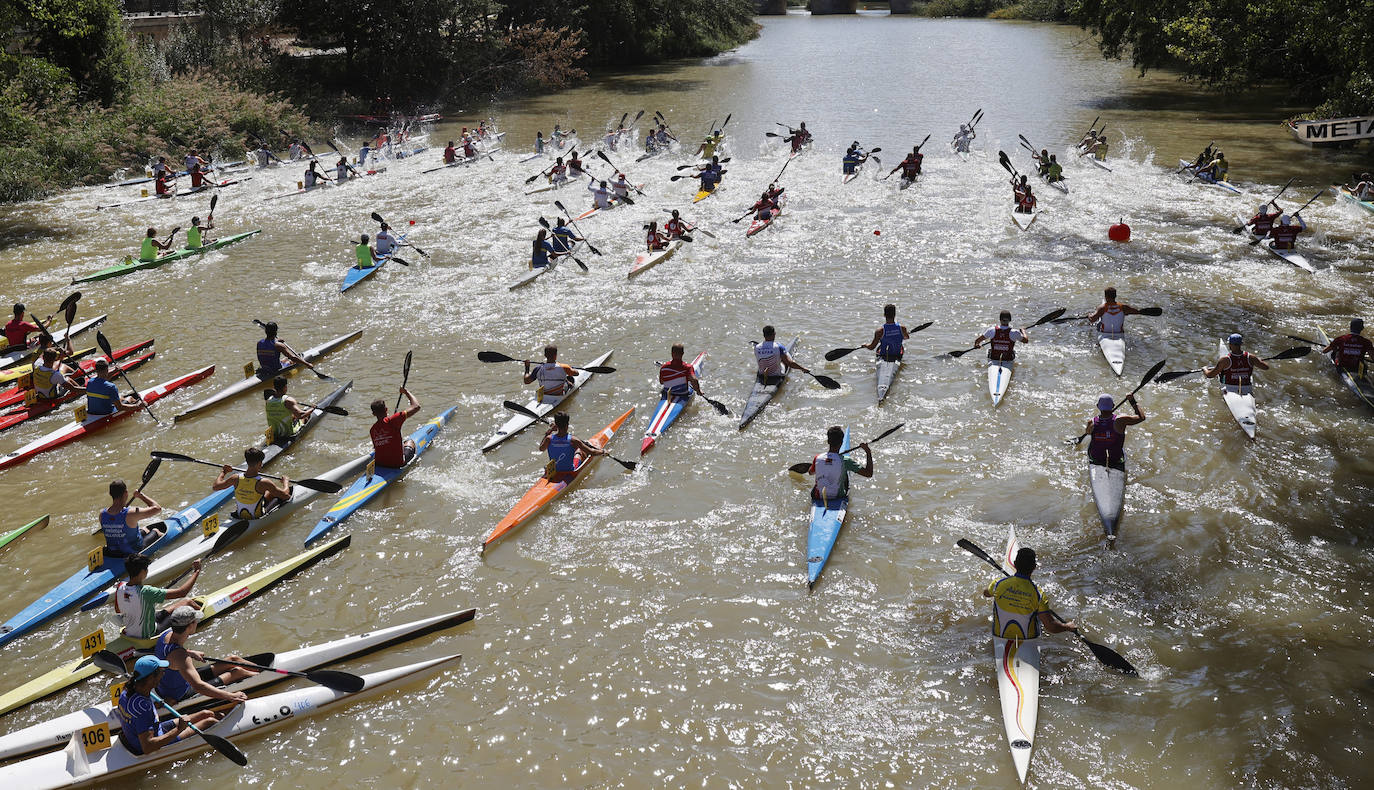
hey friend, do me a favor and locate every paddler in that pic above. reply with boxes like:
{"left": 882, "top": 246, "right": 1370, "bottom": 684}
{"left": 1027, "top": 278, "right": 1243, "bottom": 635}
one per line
{"left": 1088, "top": 132, "right": 1109, "bottom": 160}
{"left": 1045, "top": 155, "right": 1064, "bottom": 184}
{"left": 1084, "top": 393, "right": 1145, "bottom": 472}
{"left": 888, "top": 147, "right": 923, "bottom": 181}
{"left": 549, "top": 157, "right": 569, "bottom": 187}
{"left": 1204, "top": 333, "right": 1269, "bottom": 392}
{"left": 303, "top": 160, "right": 331, "bottom": 189}
{"left": 443, "top": 141, "right": 457, "bottom": 164}
{"left": 658, "top": 344, "right": 706, "bottom": 400}
{"left": 462, "top": 135, "right": 478, "bottom": 159}
{"left": 30, "top": 348, "right": 81, "bottom": 402}
{"left": 1193, "top": 144, "right": 1214, "bottom": 170}
{"left": 748, "top": 192, "right": 778, "bottom": 222}
{"left": 789, "top": 122, "right": 812, "bottom": 152}
{"left": 981, "top": 547, "right": 1077, "bottom": 640}
{"left": 524, "top": 345, "right": 575, "bottom": 404}
{"left": 213, "top": 447, "right": 292, "bottom": 519}
{"left": 696, "top": 157, "right": 724, "bottom": 194}
{"left": 588, "top": 179, "right": 614, "bottom": 210}
{"left": 68, "top": 358, "right": 144, "bottom": 416}
{"left": 264, "top": 375, "right": 313, "bottom": 441}
{"left": 1320, "top": 319, "right": 1374, "bottom": 373}
{"left": 334, "top": 155, "right": 352, "bottom": 182}
{"left": 656, "top": 125, "right": 676, "bottom": 149}
{"left": 137, "top": 227, "right": 175, "bottom": 261}
{"left": 186, "top": 214, "right": 213, "bottom": 249}
{"left": 356, "top": 140, "right": 372, "bottom": 169}
{"left": 534, "top": 130, "right": 545, "bottom": 154}
{"left": 644, "top": 221, "right": 669, "bottom": 252}
{"left": 809, "top": 425, "right": 873, "bottom": 505}
{"left": 1085, "top": 287, "right": 1143, "bottom": 337}
{"left": 550, "top": 218, "right": 582, "bottom": 253}
{"left": 644, "top": 127, "right": 659, "bottom": 153}
{"left": 1014, "top": 183, "right": 1037, "bottom": 214}
{"left": 150, "top": 155, "right": 170, "bottom": 179}
{"left": 842, "top": 142, "right": 868, "bottom": 176}
{"left": 697, "top": 128, "right": 724, "bottom": 158}
{"left": 256, "top": 321, "right": 319, "bottom": 376}
{"left": 252, "top": 142, "right": 272, "bottom": 168}
{"left": 370, "top": 386, "right": 422, "bottom": 468}
{"left": 1351, "top": 172, "right": 1373, "bottom": 199}
{"left": 551, "top": 124, "right": 568, "bottom": 148}
{"left": 663, "top": 210, "right": 693, "bottom": 242}
{"left": 113, "top": 555, "right": 203, "bottom": 641}
{"left": 862, "top": 304, "right": 909, "bottom": 362}
{"left": 1035, "top": 149, "right": 1052, "bottom": 177}
{"left": 568, "top": 150, "right": 586, "bottom": 179}
{"left": 1244, "top": 203, "right": 1279, "bottom": 237}
{"left": 539, "top": 412, "right": 607, "bottom": 483}
{"left": 375, "top": 222, "right": 399, "bottom": 259}
{"left": 952, "top": 123, "right": 975, "bottom": 153}
{"left": 116, "top": 655, "right": 223, "bottom": 756}
{"left": 531, "top": 228, "right": 560, "bottom": 270}
{"left": 1203, "top": 150, "right": 1229, "bottom": 182}
{"left": 611, "top": 171, "right": 632, "bottom": 199}
{"left": 153, "top": 606, "right": 255, "bottom": 703}
{"left": 1266, "top": 214, "right": 1307, "bottom": 250}
{"left": 3, "top": 303, "right": 41, "bottom": 351}
{"left": 355, "top": 233, "right": 384, "bottom": 270}
{"left": 187, "top": 161, "right": 208, "bottom": 190}
{"left": 973, "top": 311, "right": 1030, "bottom": 360}
{"left": 153, "top": 170, "right": 174, "bottom": 198}
{"left": 99, "top": 477, "right": 165, "bottom": 559}
{"left": 756, "top": 325, "right": 810, "bottom": 384}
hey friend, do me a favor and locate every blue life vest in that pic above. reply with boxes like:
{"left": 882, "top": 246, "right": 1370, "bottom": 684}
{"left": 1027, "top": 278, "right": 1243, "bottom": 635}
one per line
{"left": 100, "top": 506, "right": 138, "bottom": 555}
{"left": 256, "top": 337, "right": 282, "bottom": 373}
{"left": 877, "top": 323, "right": 904, "bottom": 359}
{"left": 547, "top": 432, "right": 576, "bottom": 472}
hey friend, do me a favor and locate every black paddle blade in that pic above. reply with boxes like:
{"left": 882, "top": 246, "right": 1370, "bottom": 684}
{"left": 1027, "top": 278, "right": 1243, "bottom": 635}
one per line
{"left": 502, "top": 399, "right": 541, "bottom": 420}
{"left": 209, "top": 194, "right": 218, "bottom": 213}
{"left": 150, "top": 450, "right": 196, "bottom": 463}
{"left": 1139, "top": 307, "right": 1164, "bottom": 316}
{"left": 956, "top": 538, "right": 1005, "bottom": 574}
{"left": 581, "top": 365, "right": 616, "bottom": 374}
{"left": 201, "top": 732, "right": 249, "bottom": 766}
{"left": 92, "top": 649, "right": 128, "bottom": 676}
{"left": 1271, "top": 346, "right": 1311, "bottom": 360}
{"left": 371, "top": 211, "right": 385, "bottom": 224}
{"left": 59, "top": 291, "right": 82, "bottom": 313}
{"left": 705, "top": 397, "right": 731, "bottom": 416}
{"left": 787, "top": 461, "right": 811, "bottom": 474}
{"left": 1285, "top": 334, "right": 1320, "bottom": 346}
{"left": 95, "top": 330, "right": 114, "bottom": 357}
{"left": 477, "top": 351, "right": 516, "bottom": 364}
{"left": 305, "top": 668, "right": 366, "bottom": 692}
{"left": 295, "top": 478, "right": 343, "bottom": 494}
{"left": 1153, "top": 369, "right": 1200, "bottom": 384}
{"left": 141, "top": 458, "right": 161, "bottom": 487}
{"left": 945, "top": 346, "right": 978, "bottom": 359}
{"left": 538, "top": 216, "right": 550, "bottom": 229}
{"left": 63, "top": 300, "right": 79, "bottom": 326}
{"left": 1080, "top": 634, "right": 1138, "bottom": 676}
{"left": 824, "top": 347, "right": 856, "bottom": 361}
{"left": 912, "top": 321, "right": 935, "bottom": 333}
{"left": 612, "top": 456, "right": 637, "bottom": 471}
{"left": 812, "top": 373, "right": 841, "bottom": 390}
{"left": 1031, "top": 308, "right": 1068, "bottom": 327}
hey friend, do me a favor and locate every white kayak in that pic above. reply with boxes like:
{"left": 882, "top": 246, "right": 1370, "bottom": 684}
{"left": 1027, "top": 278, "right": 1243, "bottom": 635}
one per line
{"left": 1088, "top": 461, "right": 1125, "bottom": 540}
{"left": 628, "top": 239, "right": 684, "bottom": 278}
{"left": 993, "top": 525, "right": 1039, "bottom": 783}
{"left": 481, "top": 350, "right": 612, "bottom": 451}
{"left": 1011, "top": 210, "right": 1038, "bottom": 231}
{"left": 1217, "top": 338, "right": 1257, "bottom": 439}
{"left": 987, "top": 359, "right": 1014, "bottom": 406}
{"left": 1097, "top": 331, "right": 1125, "bottom": 376}
{"left": 1084, "top": 155, "right": 1112, "bottom": 172}
{"left": 876, "top": 356, "right": 900, "bottom": 403}
{"left": 1262, "top": 239, "right": 1314, "bottom": 272}
{"left": 0, "top": 653, "right": 462, "bottom": 789}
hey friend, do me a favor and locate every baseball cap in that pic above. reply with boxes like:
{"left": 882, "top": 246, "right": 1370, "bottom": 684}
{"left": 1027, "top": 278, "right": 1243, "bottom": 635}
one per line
{"left": 132, "top": 655, "right": 169, "bottom": 680}
{"left": 1097, "top": 394, "right": 1114, "bottom": 411}
{"left": 1227, "top": 333, "right": 1243, "bottom": 345}
{"left": 168, "top": 605, "right": 203, "bottom": 627}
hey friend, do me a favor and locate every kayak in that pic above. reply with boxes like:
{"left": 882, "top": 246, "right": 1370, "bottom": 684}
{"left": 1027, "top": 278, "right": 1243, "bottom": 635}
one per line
{"left": 576, "top": 185, "right": 642, "bottom": 220}
{"left": 0, "top": 346, "right": 156, "bottom": 434}
{"left": 1178, "top": 159, "right": 1242, "bottom": 195}
{"left": 482, "top": 407, "right": 633, "bottom": 551}
{"left": 508, "top": 259, "right": 561, "bottom": 290}
{"left": 0, "top": 605, "right": 475, "bottom": 762}
{"left": 0, "top": 365, "right": 215, "bottom": 472}
{"left": 693, "top": 185, "right": 718, "bottom": 203}
{"left": 173, "top": 329, "right": 362, "bottom": 422}
{"left": 1011, "top": 210, "right": 1038, "bottom": 231}
{"left": 1331, "top": 184, "right": 1374, "bottom": 214}
{"left": 0, "top": 345, "right": 97, "bottom": 386}
{"left": 988, "top": 359, "right": 1014, "bottom": 406}
{"left": 876, "top": 354, "right": 901, "bottom": 403}
{"left": 481, "top": 350, "right": 612, "bottom": 452}
{"left": 0, "top": 534, "right": 351, "bottom": 717}
{"left": 0, "top": 338, "right": 153, "bottom": 414}
{"left": 628, "top": 240, "right": 684, "bottom": 278}
{"left": 0, "top": 316, "right": 108, "bottom": 370}
{"left": 738, "top": 336, "right": 799, "bottom": 430}
{"left": 993, "top": 525, "right": 1039, "bottom": 783}
{"left": 746, "top": 195, "right": 786, "bottom": 238}
{"left": 1042, "top": 176, "right": 1069, "bottom": 194}
{"left": 805, "top": 427, "right": 850, "bottom": 590}
{"left": 1088, "top": 461, "right": 1125, "bottom": 539}
{"left": 0, "top": 630, "right": 460, "bottom": 789}
{"left": 341, "top": 233, "right": 408, "bottom": 292}
{"left": 105, "top": 161, "right": 247, "bottom": 189}
{"left": 1316, "top": 327, "right": 1374, "bottom": 410}
{"left": 304, "top": 405, "right": 458, "bottom": 545}
{"left": 422, "top": 151, "right": 497, "bottom": 174}
{"left": 1262, "top": 239, "right": 1314, "bottom": 272}
{"left": 1097, "top": 331, "right": 1125, "bottom": 377}
{"left": 641, "top": 353, "right": 706, "bottom": 454}
{"left": 789, "top": 143, "right": 811, "bottom": 160}
{"left": 524, "top": 177, "right": 570, "bottom": 195}
{"left": 0, "top": 515, "right": 46, "bottom": 552}
{"left": 898, "top": 175, "right": 917, "bottom": 190}
{"left": 1217, "top": 338, "right": 1258, "bottom": 439}
{"left": 72, "top": 231, "right": 263, "bottom": 285}
{"left": 842, "top": 168, "right": 862, "bottom": 184}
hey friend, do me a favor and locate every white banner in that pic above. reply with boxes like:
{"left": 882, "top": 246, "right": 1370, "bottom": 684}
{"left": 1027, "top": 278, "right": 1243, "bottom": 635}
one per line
{"left": 1289, "top": 116, "right": 1374, "bottom": 144}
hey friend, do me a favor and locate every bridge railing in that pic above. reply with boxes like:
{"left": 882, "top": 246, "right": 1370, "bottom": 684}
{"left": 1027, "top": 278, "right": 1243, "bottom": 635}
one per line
{"left": 122, "top": 0, "right": 197, "bottom": 15}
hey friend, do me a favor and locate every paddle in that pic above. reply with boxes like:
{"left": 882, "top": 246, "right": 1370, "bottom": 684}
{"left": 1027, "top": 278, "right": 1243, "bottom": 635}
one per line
{"left": 997, "top": 150, "right": 1019, "bottom": 179}
{"left": 956, "top": 538, "right": 1138, "bottom": 675}
{"left": 1066, "top": 359, "right": 1167, "bottom": 444}
{"left": 325, "top": 140, "right": 364, "bottom": 178}
{"left": 1177, "top": 141, "right": 1213, "bottom": 174}
{"left": 1231, "top": 178, "right": 1294, "bottom": 232}
{"left": 370, "top": 211, "right": 428, "bottom": 257}
{"left": 671, "top": 168, "right": 727, "bottom": 183}
{"left": 477, "top": 351, "right": 615, "bottom": 374}
{"left": 1153, "top": 347, "right": 1310, "bottom": 383}
{"left": 596, "top": 151, "right": 647, "bottom": 196}
{"left": 95, "top": 331, "right": 161, "bottom": 425}
{"left": 941, "top": 309, "right": 1066, "bottom": 358}
{"left": 537, "top": 217, "right": 588, "bottom": 271}
{"left": 90, "top": 649, "right": 248, "bottom": 764}
{"left": 149, "top": 451, "right": 343, "bottom": 493}
{"left": 203, "top": 654, "right": 365, "bottom": 692}
{"left": 28, "top": 292, "right": 81, "bottom": 347}
{"left": 675, "top": 157, "right": 732, "bottom": 172}
{"left": 1051, "top": 306, "right": 1163, "bottom": 324}
{"left": 786, "top": 423, "right": 904, "bottom": 474}
{"left": 249, "top": 320, "right": 333, "bottom": 379}
{"left": 272, "top": 397, "right": 347, "bottom": 416}
{"left": 825, "top": 321, "right": 934, "bottom": 360}
{"left": 501, "top": 401, "right": 637, "bottom": 471}
{"left": 1085, "top": 115, "right": 1100, "bottom": 139}
{"left": 882, "top": 135, "right": 929, "bottom": 180}
{"left": 553, "top": 200, "right": 603, "bottom": 256}
{"left": 393, "top": 350, "right": 413, "bottom": 412}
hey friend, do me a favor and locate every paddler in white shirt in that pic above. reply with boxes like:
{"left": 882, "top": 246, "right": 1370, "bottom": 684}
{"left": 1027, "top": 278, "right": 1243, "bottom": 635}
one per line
{"left": 523, "top": 345, "right": 576, "bottom": 404}
{"left": 588, "top": 179, "right": 614, "bottom": 210}
{"left": 1084, "top": 287, "right": 1142, "bottom": 337}
{"left": 755, "top": 325, "right": 810, "bottom": 384}
{"left": 375, "top": 223, "right": 397, "bottom": 258}
{"left": 611, "top": 172, "right": 631, "bottom": 199}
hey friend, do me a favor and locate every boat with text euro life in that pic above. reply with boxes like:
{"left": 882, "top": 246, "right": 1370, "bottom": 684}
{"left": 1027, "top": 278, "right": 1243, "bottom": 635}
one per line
{"left": 0, "top": 651, "right": 460, "bottom": 789}
{"left": 72, "top": 231, "right": 262, "bottom": 284}
{"left": 1286, "top": 116, "right": 1374, "bottom": 146}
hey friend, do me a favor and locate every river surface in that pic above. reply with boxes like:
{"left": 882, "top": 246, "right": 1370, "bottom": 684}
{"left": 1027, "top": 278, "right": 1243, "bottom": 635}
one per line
{"left": 1, "top": 12, "right": 1371, "bottom": 789}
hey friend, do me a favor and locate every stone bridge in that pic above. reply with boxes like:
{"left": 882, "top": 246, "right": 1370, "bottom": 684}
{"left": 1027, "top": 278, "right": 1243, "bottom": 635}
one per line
{"left": 755, "top": 1, "right": 919, "bottom": 13}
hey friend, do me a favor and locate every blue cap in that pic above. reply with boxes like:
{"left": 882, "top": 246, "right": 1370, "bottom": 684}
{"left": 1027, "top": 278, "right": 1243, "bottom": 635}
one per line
{"left": 1228, "top": 333, "right": 1243, "bottom": 345}
{"left": 132, "top": 655, "right": 169, "bottom": 680}
{"left": 1097, "top": 394, "right": 1114, "bottom": 411}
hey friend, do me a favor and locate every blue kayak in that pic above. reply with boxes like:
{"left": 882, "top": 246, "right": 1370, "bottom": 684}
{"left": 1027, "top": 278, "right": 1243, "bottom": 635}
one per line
{"left": 805, "top": 426, "right": 851, "bottom": 590}
{"left": 341, "top": 232, "right": 408, "bottom": 292}
{"left": 640, "top": 351, "right": 707, "bottom": 455}
{"left": 304, "top": 405, "right": 457, "bottom": 545}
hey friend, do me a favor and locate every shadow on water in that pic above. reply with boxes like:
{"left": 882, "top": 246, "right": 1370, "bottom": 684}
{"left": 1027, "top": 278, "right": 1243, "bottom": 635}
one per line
{"left": 0, "top": 220, "right": 74, "bottom": 252}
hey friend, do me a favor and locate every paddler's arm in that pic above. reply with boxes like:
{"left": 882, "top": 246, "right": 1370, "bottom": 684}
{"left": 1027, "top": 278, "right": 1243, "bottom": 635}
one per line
{"left": 572, "top": 436, "right": 606, "bottom": 457}
{"left": 259, "top": 476, "right": 292, "bottom": 500}
{"left": 1250, "top": 353, "right": 1270, "bottom": 371}
{"left": 1117, "top": 396, "right": 1145, "bottom": 427}
{"left": 165, "top": 559, "right": 203, "bottom": 598}
{"left": 1086, "top": 305, "right": 1107, "bottom": 322}
{"left": 780, "top": 351, "right": 810, "bottom": 376}
{"left": 522, "top": 361, "right": 537, "bottom": 385}
{"left": 1202, "top": 357, "right": 1227, "bottom": 378}
{"left": 211, "top": 465, "right": 239, "bottom": 491}
{"left": 862, "top": 328, "right": 883, "bottom": 351}
{"left": 274, "top": 341, "right": 314, "bottom": 370}
{"left": 397, "top": 386, "right": 420, "bottom": 419}
{"left": 168, "top": 650, "right": 248, "bottom": 703}
{"left": 1038, "top": 610, "right": 1076, "bottom": 634}
{"left": 851, "top": 443, "right": 874, "bottom": 478}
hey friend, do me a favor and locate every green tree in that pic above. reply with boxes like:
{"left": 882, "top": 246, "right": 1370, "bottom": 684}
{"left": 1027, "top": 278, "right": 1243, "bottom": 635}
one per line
{"left": 4, "top": 0, "right": 138, "bottom": 105}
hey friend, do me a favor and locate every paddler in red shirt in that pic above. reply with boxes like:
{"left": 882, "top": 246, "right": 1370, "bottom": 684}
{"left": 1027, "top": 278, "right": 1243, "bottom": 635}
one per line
{"left": 369, "top": 387, "right": 421, "bottom": 469}
{"left": 443, "top": 141, "right": 457, "bottom": 164}
{"left": 3, "top": 303, "right": 41, "bottom": 351}
{"left": 644, "top": 221, "right": 669, "bottom": 251}
{"left": 1244, "top": 203, "right": 1279, "bottom": 237}
{"left": 663, "top": 210, "right": 693, "bottom": 242}
{"left": 658, "top": 344, "right": 704, "bottom": 400}
{"left": 1320, "top": 318, "right": 1374, "bottom": 373}
{"left": 1266, "top": 214, "right": 1306, "bottom": 250}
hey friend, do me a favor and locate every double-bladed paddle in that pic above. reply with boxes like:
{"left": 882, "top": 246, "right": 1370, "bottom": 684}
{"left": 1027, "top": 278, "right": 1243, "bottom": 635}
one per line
{"left": 824, "top": 320, "right": 934, "bottom": 359}
{"left": 554, "top": 200, "right": 603, "bottom": 256}
{"left": 394, "top": 350, "right": 413, "bottom": 412}
{"left": 882, "top": 135, "right": 929, "bottom": 179}
{"left": 537, "top": 217, "right": 589, "bottom": 271}
{"left": 1153, "top": 346, "right": 1310, "bottom": 383}
{"left": 501, "top": 401, "right": 637, "bottom": 470}
{"left": 595, "top": 151, "right": 647, "bottom": 196}
{"left": 95, "top": 331, "right": 161, "bottom": 425}
{"left": 149, "top": 451, "right": 343, "bottom": 493}
{"left": 370, "top": 211, "right": 426, "bottom": 258}
{"left": 941, "top": 309, "right": 1066, "bottom": 358}
{"left": 1066, "top": 359, "right": 1166, "bottom": 444}
{"left": 675, "top": 156, "right": 731, "bottom": 172}
{"left": 1231, "top": 178, "right": 1294, "bottom": 233}
{"left": 477, "top": 351, "right": 615, "bottom": 374}
{"left": 250, "top": 319, "right": 333, "bottom": 379}
{"left": 211, "top": 653, "right": 366, "bottom": 692}
{"left": 786, "top": 423, "right": 904, "bottom": 474}
{"left": 657, "top": 208, "right": 715, "bottom": 239}
{"left": 1051, "top": 306, "right": 1163, "bottom": 324}
{"left": 957, "top": 538, "right": 1138, "bottom": 675}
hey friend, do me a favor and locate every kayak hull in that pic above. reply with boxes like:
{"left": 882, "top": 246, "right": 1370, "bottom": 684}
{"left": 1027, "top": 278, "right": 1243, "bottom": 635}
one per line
{"left": 173, "top": 329, "right": 362, "bottom": 421}
{"left": 629, "top": 239, "right": 684, "bottom": 278}
{"left": 994, "top": 635, "right": 1040, "bottom": 783}
{"left": 1088, "top": 462, "right": 1125, "bottom": 539}
{"left": 72, "top": 231, "right": 262, "bottom": 284}
{"left": 1179, "top": 159, "right": 1242, "bottom": 194}
{"left": 1011, "top": 210, "right": 1038, "bottom": 231}
{"left": 1331, "top": 185, "right": 1374, "bottom": 214}
{"left": 1097, "top": 332, "right": 1125, "bottom": 377}
{"left": 481, "top": 351, "right": 612, "bottom": 451}
{"left": 876, "top": 356, "right": 900, "bottom": 403}
{"left": 341, "top": 233, "right": 408, "bottom": 292}
{"left": 805, "top": 427, "right": 850, "bottom": 589}
{"left": 641, "top": 352, "right": 706, "bottom": 454}
{"left": 1, "top": 316, "right": 108, "bottom": 370}
{"left": 0, "top": 515, "right": 47, "bottom": 552}
{"left": 987, "top": 359, "right": 1014, "bottom": 406}
{"left": 1263, "top": 240, "right": 1313, "bottom": 272}
{"left": 1217, "top": 338, "right": 1257, "bottom": 439}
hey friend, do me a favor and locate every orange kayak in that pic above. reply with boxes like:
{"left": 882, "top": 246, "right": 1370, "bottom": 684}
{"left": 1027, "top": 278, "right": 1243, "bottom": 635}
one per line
{"left": 482, "top": 407, "right": 634, "bottom": 551}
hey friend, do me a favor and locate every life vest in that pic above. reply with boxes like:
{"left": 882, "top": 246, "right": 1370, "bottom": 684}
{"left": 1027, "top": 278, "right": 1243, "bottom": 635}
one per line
{"left": 755, "top": 341, "right": 785, "bottom": 377}
{"left": 265, "top": 393, "right": 294, "bottom": 439}
{"left": 531, "top": 240, "right": 552, "bottom": 268}
{"left": 100, "top": 506, "right": 136, "bottom": 556}
{"left": 335, "top": 163, "right": 349, "bottom": 181}
{"left": 140, "top": 237, "right": 158, "bottom": 262}
{"left": 659, "top": 360, "right": 694, "bottom": 396}
{"left": 901, "top": 155, "right": 921, "bottom": 176}
{"left": 190, "top": 169, "right": 206, "bottom": 188}
{"left": 256, "top": 337, "right": 282, "bottom": 372}
{"left": 355, "top": 244, "right": 372, "bottom": 268}
{"left": 1268, "top": 224, "right": 1301, "bottom": 249}
{"left": 547, "top": 432, "right": 576, "bottom": 472}
{"left": 988, "top": 326, "right": 1016, "bottom": 361}
{"left": 1097, "top": 303, "right": 1125, "bottom": 334}
{"left": 1017, "top": 192, "right": 1036, "bottom": 211}
{"left": 1223, "top": 351, "right": 1253, "bottom": 387}
{"left": 1088, "top": 414, "right": 1125, "bottom": 465}
{"left": 186, "top": 226, "right": 202, "bottom": 250}
{"left": 877, "top": 323, "right": 904, "bottom": 359}
{"left": 1331, "top": 334, "right": 1373, "bottom": 371}
{"left": 812, "top": 451, "right": 846, "bottom": 500}
{"left": 375, "top": 231, "right": 395, "bottom": 256}
{"left": 154, "top": 177, "right": 171, "bottom": 196}
{"left": 1250, "top": 213, "right": 1276, "bottom": 234}
{"left": 664, "top": 218, "right": 686, "bottom": 237}
{"left": 32, "top": 363, "right": 62, "bottom": 398}
{"left": 232, "top": 473, "right": 266, "bottom": 519}
{"left": 536, "top": 362, "right": 573, "bottom": 397}
{"left": 443, "top": 146, "right": 456, "bottom": 164}
{"left": 646, "top": 230, "right": 667, "bottom": 251}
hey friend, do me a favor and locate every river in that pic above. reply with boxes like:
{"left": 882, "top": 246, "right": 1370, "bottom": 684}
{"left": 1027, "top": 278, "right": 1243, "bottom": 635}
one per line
{"left": 0, "top": 12, "right": 1370, "bottom": 788}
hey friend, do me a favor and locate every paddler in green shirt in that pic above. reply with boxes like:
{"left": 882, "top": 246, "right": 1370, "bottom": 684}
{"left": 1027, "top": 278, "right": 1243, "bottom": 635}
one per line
{"left": 1045, "top": 155, "right": 1064, "bottom": 183}
{"left": 354, "top": 233, "right": 383, "bottom": 270}
{"left": 186, "top": 214, "right": 214, "bottom": 250}
{"left": 138, "top": 227, "right": 175, "bottom": 262}
{"left": 264, "top": 375, "right": 313, "bottom": 442}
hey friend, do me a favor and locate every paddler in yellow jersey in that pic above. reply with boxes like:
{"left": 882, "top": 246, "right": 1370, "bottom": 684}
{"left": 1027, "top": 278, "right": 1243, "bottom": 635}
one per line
{"left": 264, "top": 375, "right": 313, "bottom": 442}
{"left": 212, "top": 446, "right": 292, "bottom": 520}
{"left": 697, "top": 128, "right": 724, "bottom": 159}
{"left": 186, "top": 213, "right": 214, "bottom": 250}
{"left": 137, "top": 227, "right": 176, "bottom": 262}
{"left": 982, "top": 547, "right": 1076, "bottom": 640}
{"left": 523, "top": 345, "right": 575, "bottom": 405}
{"left": 354, "top": 233, "right": 383, "bottom": 270}
{"left": 30, "top": 348, "right": 82, "bottom": 403}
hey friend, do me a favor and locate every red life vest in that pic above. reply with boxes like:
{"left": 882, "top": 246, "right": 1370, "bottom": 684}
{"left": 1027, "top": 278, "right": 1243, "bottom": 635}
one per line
{"left": 550, "top": 164, "right": 566, "bottom": 177}
{"left": 1223, "top": 352, "right": 1253, "bottom": 386}
{"left": 1268, "top": 224, "right": 1301, "bottom": 249}
{"left": 989, "top": 326, "right": 1016, "bottom": 361}
{"left": 664, "top": 218, "right": 686, "bottom": 237}
{"left": 1088, "top": 414, "right": 1125, "bottom": 465}
{"left": 1250, "top": 212, "right": 1276, "bottom": 234}
{"left": 190, "top": 169, "right": 205, "bottom": 188}
{"left": 443, "top": 146, "right": 456, "bottom": 164}
{"left": 1017, "top": 193, "right": 1036, "bottom": 211}
{"left": 1331, "top": 333, "right": 1373, "bottom": 371}
{"left": 646, "top": 230, "right": 667, "bottom": 251}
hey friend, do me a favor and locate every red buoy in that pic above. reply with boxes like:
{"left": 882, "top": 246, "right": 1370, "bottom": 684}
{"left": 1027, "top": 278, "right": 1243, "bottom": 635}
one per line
{"left": 1108, "top": 218, "right": 1131, "bottom": 242}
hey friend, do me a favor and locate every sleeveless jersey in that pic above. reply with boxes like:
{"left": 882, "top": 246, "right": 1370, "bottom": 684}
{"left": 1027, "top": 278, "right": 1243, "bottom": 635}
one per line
{"left": 988, "top": 326, "right": 1016, "bottom": 361}
{"left": 987, "top": 574, "right": 1048, "bottom": 639}
{"left": 232, "top": 474, "right": 265, "bottom": 519}
{"left": 547, "top": 432, "right": 576, "bottom": 472}
{"left": 1097, "top": 304, "right": 1126, "bottom": 334}
{"left": 535, "top": 362, "right": 572, "bottom": 398}
{"left": 1330, "top": 333, "right": 1373, "bottom": 371}
{"left": 1269, "top": 224, "right": 1301, "bottom": 248}
{"left": 140, "top": 237, "right": 158, "bottom": 262}
{"left": 100, "top": 506, "right": 138, "bottom": 555}
{"left": 877, "top": 323, "right": 904, "bottom": 359}
{"left": 153, "top": 632, "right": 191, "bottom": 701}
{"left": 355, "top": 244, "right": 372, "bottom": 267}
{"left": 256, "top": 337, "right": 282, "bottom": 372}
{"left": 659, "top": 360, "right": 695, "bottom": 396}
{"left": 265, "top": 394, "right": 293, "bottom": 439}
{"left": 1088, "top": 414, "right": 1125, "bottom": 465}
{"left": 186, "top": 225, "right": 202, "bottom": 249}
{"left": 812, "top": 451, "right": 846, "bottom": 500}
{"left": 1223, "top": 351, "right": 1253, "bottom": 386}
{"left": 755, "top": 341, "right": 786, "bottom": 377}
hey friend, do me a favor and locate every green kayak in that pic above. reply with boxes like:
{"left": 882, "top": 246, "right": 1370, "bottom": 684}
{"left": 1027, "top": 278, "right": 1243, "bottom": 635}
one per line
{"left": 0, "top": 515, "right": 47, "bottom": 551}
{"left": 72, "top": 229, "right": 262, "bottom": 284}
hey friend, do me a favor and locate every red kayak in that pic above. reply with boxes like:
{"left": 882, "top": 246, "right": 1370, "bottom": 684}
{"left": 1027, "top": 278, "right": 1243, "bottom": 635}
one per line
{"left": 0, "top": 365, "right": 215, "bottom": 471}
{"left": 0, "top": 347, "right": 156, "bottom": 433}
{"left": 0, "top": 339, "right": 154, "bottom": 412}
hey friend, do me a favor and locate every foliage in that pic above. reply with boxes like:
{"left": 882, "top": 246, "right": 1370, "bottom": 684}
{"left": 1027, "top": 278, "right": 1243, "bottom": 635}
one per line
{"left": 498, "top": 0, "right": 758, "bottom": 64}
{"left": 3, "top": 0, "right": 139, "bottom": 105}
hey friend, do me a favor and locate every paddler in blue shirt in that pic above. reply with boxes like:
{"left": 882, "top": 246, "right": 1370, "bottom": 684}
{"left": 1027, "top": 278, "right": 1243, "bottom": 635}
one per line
{"left": 842, "top": 142, "right": 868, "bottom": 175}
{"left": 99, "top": 477, "right": 165, "bottom": 559}
{"left": 863, "top": 304, "right": 910, "bottom": 362}
{"left": 696, "top": 157, "right": 724, "bottom": 194}
{"left": 550, "top": 218, "right": 582, "bottom": 254}
{"left": 117, "top": 655, "right": 223, "bottom": 756}
{"left": 539, "top": 411, "right": 607, "bottom": 484}
{"left": 256, "top": 321, "right": 318, "bottom": 376}
{"left": 531, "top": 229, "right": 559, "bottom": 270}
{"left": 67, "top": 359, "right": 144, "bottom": 416}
